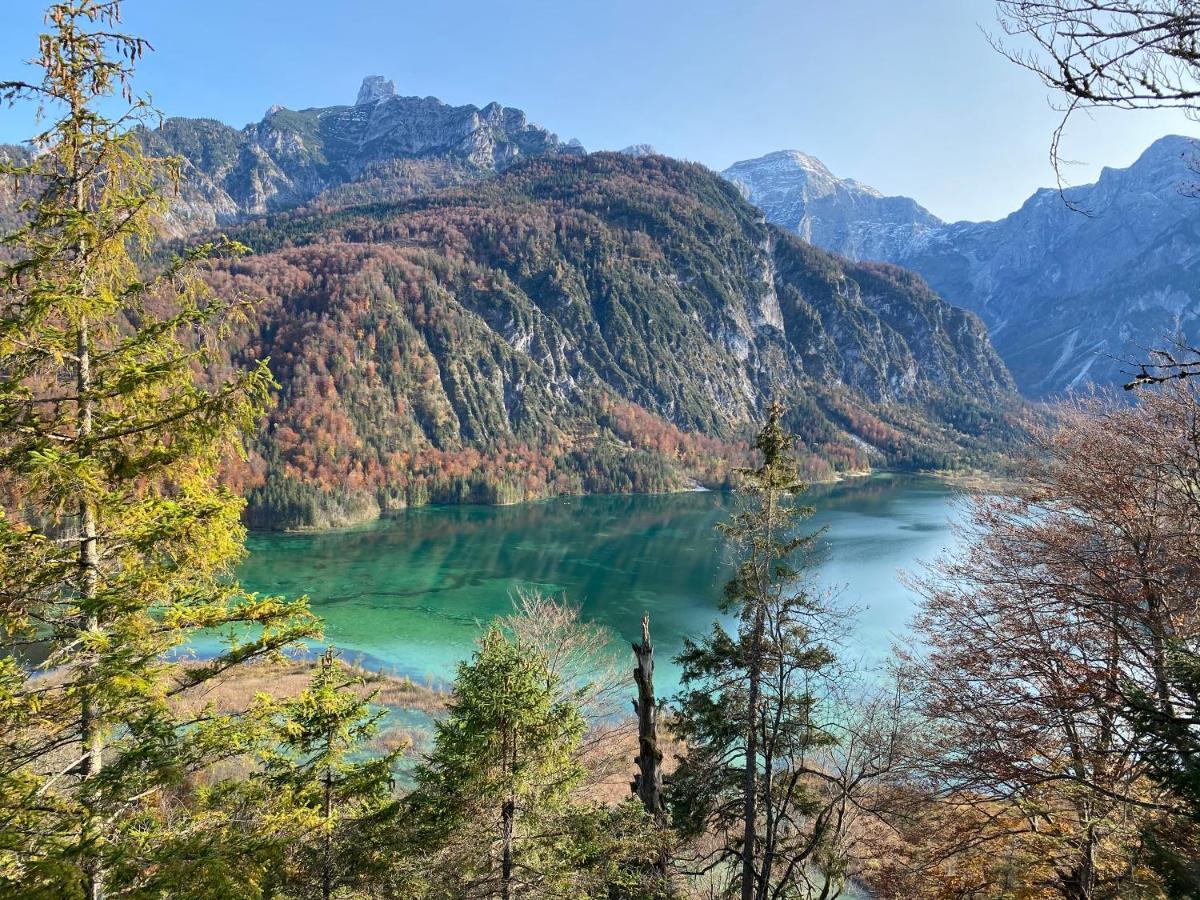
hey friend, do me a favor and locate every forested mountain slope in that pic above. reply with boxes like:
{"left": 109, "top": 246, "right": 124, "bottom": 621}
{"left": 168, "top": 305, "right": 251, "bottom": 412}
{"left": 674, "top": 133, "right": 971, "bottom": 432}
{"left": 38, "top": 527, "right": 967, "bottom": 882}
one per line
{"left": 207, "top": 153, "right": 1020, "bottom": 528}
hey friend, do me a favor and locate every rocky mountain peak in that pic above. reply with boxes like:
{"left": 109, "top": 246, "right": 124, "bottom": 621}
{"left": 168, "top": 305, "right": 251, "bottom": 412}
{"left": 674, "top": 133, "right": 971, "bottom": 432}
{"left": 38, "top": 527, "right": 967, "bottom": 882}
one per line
{"left": 1080, "top": 133, "right": 1197, "bottom": 204}
{"left": 356, "top": 75, "right": 397, "bottom": 105}
{"left": 769, "top": 149, "right": 834, "bottom": 174}
{"left": 139, "top": 83, "right": 587, "bottom": 240}
{"left": 620, "top": 144, "right": 659, "bottom": 157}
{"left": 725, "top": 150, "right": 838, "bottom": 190}
{"left": 730, "top": 133, "right": 1200, "bottom": 397}
{"left": 1116, "top": 133, "right": 1195, "bottom": 175}
{"left": 721, "top": 149, "right": 942, "bottom": 261}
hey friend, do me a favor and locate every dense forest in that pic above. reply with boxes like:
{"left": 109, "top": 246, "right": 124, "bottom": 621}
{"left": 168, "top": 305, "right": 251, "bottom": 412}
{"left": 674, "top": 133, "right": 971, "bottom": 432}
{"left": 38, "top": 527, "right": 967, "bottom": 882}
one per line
{"left": 206, "top": 151, "right": 1021, "bottom": 528}
{"left": 3, "top": 3, "right": 1200, "bottom": 899}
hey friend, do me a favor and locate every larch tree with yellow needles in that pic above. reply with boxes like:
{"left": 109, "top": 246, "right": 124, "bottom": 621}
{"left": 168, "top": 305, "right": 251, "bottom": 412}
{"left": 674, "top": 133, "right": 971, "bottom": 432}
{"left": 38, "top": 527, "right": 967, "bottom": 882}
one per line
{"left": 0, "top": 3, "right": 319, "bottom": 897}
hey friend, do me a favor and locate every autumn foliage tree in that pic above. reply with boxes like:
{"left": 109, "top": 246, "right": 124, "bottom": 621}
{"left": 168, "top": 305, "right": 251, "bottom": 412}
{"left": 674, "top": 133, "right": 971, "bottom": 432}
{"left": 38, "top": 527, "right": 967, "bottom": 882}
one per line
{"left": 905, "top": 384, "right": 1200, "bottom": 898}
{"left": 0, "top": 4, "right": 317, "bottom": 896}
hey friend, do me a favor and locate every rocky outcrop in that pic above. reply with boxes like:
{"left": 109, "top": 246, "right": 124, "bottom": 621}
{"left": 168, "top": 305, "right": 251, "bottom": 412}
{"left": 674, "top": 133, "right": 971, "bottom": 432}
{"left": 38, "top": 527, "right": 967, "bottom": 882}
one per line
{"left": 140, "top": 77, "right": 584, "bottom": 236}
{"left": 356, "top": 75, "right": 396, "bottom": 105}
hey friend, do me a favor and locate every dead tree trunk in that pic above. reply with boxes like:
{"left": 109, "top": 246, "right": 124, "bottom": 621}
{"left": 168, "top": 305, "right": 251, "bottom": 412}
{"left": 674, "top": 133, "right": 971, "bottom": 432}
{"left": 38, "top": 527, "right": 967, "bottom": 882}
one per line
{"left": 631, "top": 613, "right": 671, "bottom": 889}
{"left": 632, "top": 614, "right": 665, "bottom": 822}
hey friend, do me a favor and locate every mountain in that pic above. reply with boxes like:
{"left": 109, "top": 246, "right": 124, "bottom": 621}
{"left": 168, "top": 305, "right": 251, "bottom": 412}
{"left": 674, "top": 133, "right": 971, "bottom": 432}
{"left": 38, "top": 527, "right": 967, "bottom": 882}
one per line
{"left": 207, "top": 153, "right": 1019, "bottom": 529}
{"left": 723, "top": 150, "right": 943, "bottom": 261}
{"left": 724, "top": 136, "right": 1200, "bottom": 397}
{"left": 138, "top": 76, "right": 584, "bottom": 236}
{"left": 898, "top": 136, "right": 1200, "bottom": 395}
{"left": 2, "top": 91, "right": 1020, "bottom": 528}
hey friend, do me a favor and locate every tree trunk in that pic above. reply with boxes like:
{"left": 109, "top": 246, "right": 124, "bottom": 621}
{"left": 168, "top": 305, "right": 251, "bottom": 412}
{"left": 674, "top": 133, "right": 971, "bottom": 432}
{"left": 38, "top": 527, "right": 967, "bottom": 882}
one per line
{"left": 632, "top": 614, "right": 668, "bottom": 883}
{"left": 632, "top": 614, "right": 666, "bottom": 821}
{"left": 742, "top": 489, "right": 777, "bottom": 900}
{"left": 70, "top": 85, "right": 103, "bottom": 894}
{"left": 501, "top": 795, "right": 514, "bottom": 900}
{"left": 77, "top": 300, "right": 103, "bottom": 900}
{"left": 741, "top": 599, "right": 764, "bottom": 900}
{"left": 501, "top": 722, "right": 516, "bottom": 900}
{"left": 322, "top": 763, "right": 333, "bottom": 900}
{"left": 758, "top": 713, "right": 775, "bottom": 900}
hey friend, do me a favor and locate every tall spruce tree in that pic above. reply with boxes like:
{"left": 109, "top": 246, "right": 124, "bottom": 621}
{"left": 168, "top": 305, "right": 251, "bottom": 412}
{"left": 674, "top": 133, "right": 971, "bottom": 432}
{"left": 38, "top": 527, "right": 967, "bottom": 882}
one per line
{"left": 0, "top": 3, "right": 317, "bottom": 896}
{"left": 671, "top": 403, "right": 843, "bottom": 899}
{"left": 258, "top": 649, "right": 402, "bottom": 900}
{"left": 406, "top": 627, "right": 586, "bottom": 898}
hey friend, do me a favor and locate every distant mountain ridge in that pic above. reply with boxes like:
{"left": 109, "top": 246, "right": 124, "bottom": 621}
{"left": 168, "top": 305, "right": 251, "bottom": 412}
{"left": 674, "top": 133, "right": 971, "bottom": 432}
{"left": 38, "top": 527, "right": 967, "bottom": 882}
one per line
{"left": 136, "top": 75, "right": 584, "bottom": 236}
{"left": 7, "top": 81, "right": 1192, "bottom": 399}
{"left": 723, "top": 137, "right": 1200, "bottom": 396}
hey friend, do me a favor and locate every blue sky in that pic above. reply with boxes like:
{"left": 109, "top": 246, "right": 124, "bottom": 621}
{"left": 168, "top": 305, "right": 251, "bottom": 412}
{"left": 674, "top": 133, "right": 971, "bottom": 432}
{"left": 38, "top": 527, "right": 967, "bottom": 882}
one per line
{"left": 1, "top": 0, "right": 1193, "bottom": 221}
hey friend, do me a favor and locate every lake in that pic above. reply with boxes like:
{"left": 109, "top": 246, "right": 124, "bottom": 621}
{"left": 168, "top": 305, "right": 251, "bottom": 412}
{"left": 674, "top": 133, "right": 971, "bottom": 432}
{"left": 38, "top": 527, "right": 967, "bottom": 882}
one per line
{"left": 236, "top": 474, "right": 962, "bottom": 694}
{"left": 237, "top": 475, "right": 952, "bottom": 898}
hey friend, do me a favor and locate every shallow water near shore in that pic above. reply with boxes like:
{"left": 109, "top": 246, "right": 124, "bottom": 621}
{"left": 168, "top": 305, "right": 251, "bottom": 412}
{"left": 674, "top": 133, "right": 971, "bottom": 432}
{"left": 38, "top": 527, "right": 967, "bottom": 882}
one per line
{"left": 234, "top": 474, "right": 963, "bottom": 695}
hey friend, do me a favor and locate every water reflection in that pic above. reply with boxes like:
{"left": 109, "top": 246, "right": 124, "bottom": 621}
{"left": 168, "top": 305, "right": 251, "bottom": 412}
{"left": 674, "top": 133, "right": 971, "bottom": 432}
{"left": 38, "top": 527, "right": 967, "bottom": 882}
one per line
{"left": 237, "top": 475, "right": 962, "bottom": 692}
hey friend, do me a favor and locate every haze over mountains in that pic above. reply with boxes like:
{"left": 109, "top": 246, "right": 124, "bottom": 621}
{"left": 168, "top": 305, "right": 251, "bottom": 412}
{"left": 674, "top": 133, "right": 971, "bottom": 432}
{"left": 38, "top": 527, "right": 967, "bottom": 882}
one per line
{"left": 724, "top": 137, "right": 1200, "bottom": 396}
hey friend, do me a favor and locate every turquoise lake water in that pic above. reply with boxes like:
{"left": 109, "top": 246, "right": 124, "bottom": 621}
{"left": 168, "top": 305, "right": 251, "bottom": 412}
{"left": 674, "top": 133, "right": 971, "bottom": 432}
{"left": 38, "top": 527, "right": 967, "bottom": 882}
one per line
{"left": 236, "top": 474, "right": 962, "bottom": 694}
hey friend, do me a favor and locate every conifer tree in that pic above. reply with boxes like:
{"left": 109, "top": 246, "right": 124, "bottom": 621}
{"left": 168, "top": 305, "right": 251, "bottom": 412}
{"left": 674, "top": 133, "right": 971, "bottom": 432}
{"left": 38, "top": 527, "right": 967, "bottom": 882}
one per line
{"left": 405, "top": 624, "right": 670, "bottom": 899}
{"left": 671, "top": 403, "right": 844, "bottom": 900}
{"left": 406, "top": 626, "right": 586, "bottom": 898}
{"left": 258, "top": 649, "right": 402, "bottom": 900}
{"left": 0, "top": 3, "right": 318, "bottom": 896}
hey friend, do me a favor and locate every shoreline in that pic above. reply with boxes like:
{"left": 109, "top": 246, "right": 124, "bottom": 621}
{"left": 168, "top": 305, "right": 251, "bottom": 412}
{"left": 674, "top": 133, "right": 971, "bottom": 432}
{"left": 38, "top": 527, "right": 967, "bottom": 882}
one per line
{"left": 921, "top": 467, "right": 1020, "bottom": 495}
{"left": 246, "top": 466, "right": 1009, "bottom": 535}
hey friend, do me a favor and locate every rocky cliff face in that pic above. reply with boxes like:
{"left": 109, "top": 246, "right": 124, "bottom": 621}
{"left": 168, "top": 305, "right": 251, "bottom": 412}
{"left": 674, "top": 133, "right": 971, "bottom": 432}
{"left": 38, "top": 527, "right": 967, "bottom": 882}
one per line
{"left": 211, "top": 153, "right": 1019, "bottom": 527}
{"left": 725, "top": 136, "right": 1200, "bottom": 397}
{"left": 139, "top": 76, "right": 583, "bottom": 236}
